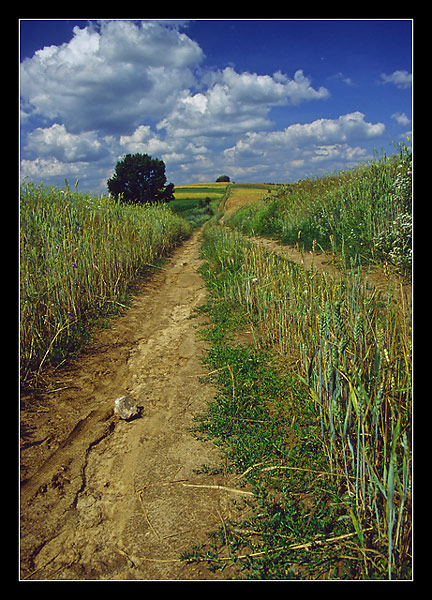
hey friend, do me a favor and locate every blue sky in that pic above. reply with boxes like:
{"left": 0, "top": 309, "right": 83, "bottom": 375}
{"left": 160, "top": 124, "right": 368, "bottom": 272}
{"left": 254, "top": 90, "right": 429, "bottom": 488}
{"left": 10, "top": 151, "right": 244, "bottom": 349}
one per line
{"left": 20, "top": 19, "right": 412, "bottom": 192}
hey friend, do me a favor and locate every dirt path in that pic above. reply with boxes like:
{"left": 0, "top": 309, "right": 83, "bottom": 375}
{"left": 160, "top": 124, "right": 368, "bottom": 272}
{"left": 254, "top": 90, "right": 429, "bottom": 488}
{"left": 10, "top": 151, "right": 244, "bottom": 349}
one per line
{"left": 20, "top": 229, "right": 249, "bottom": 581}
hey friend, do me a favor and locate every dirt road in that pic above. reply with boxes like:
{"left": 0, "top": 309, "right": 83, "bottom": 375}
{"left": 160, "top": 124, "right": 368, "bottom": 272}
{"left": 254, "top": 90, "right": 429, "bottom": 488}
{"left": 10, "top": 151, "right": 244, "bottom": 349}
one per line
{"left": 20, "top": 229, "right": 248, "bottom": 580}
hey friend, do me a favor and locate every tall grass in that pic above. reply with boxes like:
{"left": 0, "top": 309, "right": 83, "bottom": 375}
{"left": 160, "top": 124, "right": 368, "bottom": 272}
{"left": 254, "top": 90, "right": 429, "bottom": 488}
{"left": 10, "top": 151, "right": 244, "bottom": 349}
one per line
{"left": 20, "top": 182, "right": 191, "bottom": 382}
{"left": 200, "top": 223, "right": 412, "bottom": 578}
{"left": 227, "top": 144, "right": 412, "bottom": 276}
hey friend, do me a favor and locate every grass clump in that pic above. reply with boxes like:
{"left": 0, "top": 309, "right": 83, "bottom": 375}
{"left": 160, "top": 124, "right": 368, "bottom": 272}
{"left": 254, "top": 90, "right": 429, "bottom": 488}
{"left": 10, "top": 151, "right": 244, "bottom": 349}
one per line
{"left": 185, "top": 223, "right": 411, "bottom": 579}
{"left": 20, "top": 182, "right": 191, "bottom": 383}
{"left": 227, "top": 144, "right": 412, "bottom": 276}
{"left": 189, "top": 299, "right": 349, "bottom": 579}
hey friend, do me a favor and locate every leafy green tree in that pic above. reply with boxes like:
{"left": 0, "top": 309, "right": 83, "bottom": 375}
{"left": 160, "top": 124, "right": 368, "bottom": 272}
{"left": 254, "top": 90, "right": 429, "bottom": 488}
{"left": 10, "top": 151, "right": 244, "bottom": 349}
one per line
{"left": 107, "top": 153, "right": 174, "bottom": 204}
{"left": 216, "top": 175, "right": 230, "bottom": 182}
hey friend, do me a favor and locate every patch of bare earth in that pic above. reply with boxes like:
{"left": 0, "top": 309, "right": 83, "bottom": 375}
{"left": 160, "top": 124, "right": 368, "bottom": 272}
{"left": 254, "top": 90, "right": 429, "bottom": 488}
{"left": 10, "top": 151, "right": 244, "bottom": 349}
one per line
{"left": 20, "top": 229, "right": 251, "bottom": 580}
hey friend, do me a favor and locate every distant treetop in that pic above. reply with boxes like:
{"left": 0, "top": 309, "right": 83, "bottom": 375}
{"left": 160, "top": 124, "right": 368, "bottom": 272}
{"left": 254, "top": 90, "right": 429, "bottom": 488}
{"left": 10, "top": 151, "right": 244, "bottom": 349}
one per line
{"left": 216, "top": 175, "right": 230, "bottom": 182}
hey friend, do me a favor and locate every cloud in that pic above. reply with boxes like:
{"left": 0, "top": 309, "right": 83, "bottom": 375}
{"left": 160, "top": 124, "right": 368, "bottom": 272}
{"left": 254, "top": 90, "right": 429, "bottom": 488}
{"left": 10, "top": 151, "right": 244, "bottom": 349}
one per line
{"left": 97, "top": 20, "right": 203, "bottom": 68}
{"left": 20, "top": 21, "right": 392, "bottom": 190}
{"left": 222, "top": 112, "right": 384, "bottom": 180}
{"left": 20, "top": 157, "right": 80, "bottom": 180}
{"left": 163, "top": 113, "right": 383, "bottom": 184}
{"left": 25, "top": 123, "right": 109, "bottom": 162}
{"left": 157, "top": 67, "right": 329, "bottom": 139}
{"left": 210, "top": 67, "right": 329, "bottom": 105}
{"left": 118, "top": 124, "right": 209, "bottom": 168}
{"left": 379, "top": 70, "right": 412, "bottom": 89}
{"left": 225, "top": 112, "right": 384, "bottom": 155}
{"left": 20, "top": 20, "right": 204, "bottom": 134}
{"left": 391, "top": 112, "right": 411, "bottom": 126}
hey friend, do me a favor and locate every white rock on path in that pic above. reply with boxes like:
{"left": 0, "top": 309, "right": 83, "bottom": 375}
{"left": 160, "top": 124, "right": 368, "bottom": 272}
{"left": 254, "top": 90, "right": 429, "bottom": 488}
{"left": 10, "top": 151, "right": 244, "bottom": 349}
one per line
{"left": 114, "top": 395, "right": 140, "bottom": 420}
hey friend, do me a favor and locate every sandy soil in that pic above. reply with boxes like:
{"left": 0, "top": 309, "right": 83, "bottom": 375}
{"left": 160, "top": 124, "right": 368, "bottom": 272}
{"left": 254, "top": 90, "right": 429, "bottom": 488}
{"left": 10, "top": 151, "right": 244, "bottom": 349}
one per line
{"left": 20, "top": 229, "right": 250, "bottom": 581}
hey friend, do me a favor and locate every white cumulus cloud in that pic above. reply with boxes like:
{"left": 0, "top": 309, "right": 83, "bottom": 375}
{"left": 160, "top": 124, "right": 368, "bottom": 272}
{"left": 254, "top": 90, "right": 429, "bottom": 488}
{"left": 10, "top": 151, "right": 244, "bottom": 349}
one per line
{"left": 222, "top": 112, "right": 384, "bottom": 181}
{"left": 119, "top": 124, "right": 210, "bottom": 168}
{"left": 157, "top": 67, "right": 329, "bottom": 139}
{"left": 208, "top": 67, "right": 329, "bottom": 106}
{"left": 20, "top": 157, "right": 80, "bottom": 180}
{"left": 225, "top": 112, "right": 384, "bottom": 156}
{"left": 97, "top": 20, "right": 203, "bottom": 68}
{"left": 20, "top": 20, "right": 392, "bottom": 190}
{"left": 20, "top": 20, "right": 204, "bottom": 134}
{"left": 25, "top": 124, "right": 108, "bottom": 163}
{"left": 380, "top": 70, "right": 412, "bottom": 89}
{"left": 391, "top": 112, "right": 411, "bottom": 126}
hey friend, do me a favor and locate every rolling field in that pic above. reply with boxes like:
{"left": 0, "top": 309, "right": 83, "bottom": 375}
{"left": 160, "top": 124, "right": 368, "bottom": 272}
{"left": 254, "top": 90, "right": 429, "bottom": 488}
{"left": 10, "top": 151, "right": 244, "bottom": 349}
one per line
{"left": 173, "top": 182, "right": 230, "bottom": 204}
{"left": 222, "top": 183, "right": 274, "bottom": 217}
{"left": 173, "top": 182, "right": 271, "bottom": 218}
{"left": 171, "top": 183, "right": 229, "bottom": 227}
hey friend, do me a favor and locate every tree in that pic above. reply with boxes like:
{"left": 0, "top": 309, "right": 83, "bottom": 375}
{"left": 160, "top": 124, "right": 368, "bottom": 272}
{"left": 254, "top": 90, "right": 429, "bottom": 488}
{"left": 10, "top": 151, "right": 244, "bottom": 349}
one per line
{"left": 107, "top": 153, "right": 174, "bottom": 205}
{"left": 216, "top": 175, "right": 230, "bottom": 182}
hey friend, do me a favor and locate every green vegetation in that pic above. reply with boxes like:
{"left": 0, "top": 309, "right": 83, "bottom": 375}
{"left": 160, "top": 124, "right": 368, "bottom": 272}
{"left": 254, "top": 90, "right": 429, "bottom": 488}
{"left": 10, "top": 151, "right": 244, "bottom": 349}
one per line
{"left": 173, "top": 187, "right": 224, "bottom": 197}
{"left": 20, "top": 143, "right": 412, "bottom": 579}
{"left": 170, "top": 182, "right": 231, "bottom": 226}
{"left": 20, "top": 182, "right": 191, "bottom": 383}
{"left": 107, "top": 153, "right": 174, "bottom": 205}
{"left": 227, "top": 144, "right": 412, "bottom": 276}
{"left": 182, "top": 213, "right": 411, "bottom": 579}
{"left": 169, "top": 196, "right": 215, "bottom": 228}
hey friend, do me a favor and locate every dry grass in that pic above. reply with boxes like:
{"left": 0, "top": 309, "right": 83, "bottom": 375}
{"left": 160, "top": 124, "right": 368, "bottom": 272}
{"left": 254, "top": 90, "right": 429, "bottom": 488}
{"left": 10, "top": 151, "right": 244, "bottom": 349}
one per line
{"left": 173, "top": 191, "right": 223, "bottom": 201}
